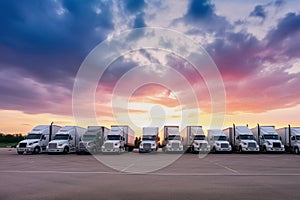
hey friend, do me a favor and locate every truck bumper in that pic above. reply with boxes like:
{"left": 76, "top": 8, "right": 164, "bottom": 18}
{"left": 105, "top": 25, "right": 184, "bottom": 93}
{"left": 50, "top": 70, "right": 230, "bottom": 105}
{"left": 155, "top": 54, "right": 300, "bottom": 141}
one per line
{"left": 215, "top": 147, "right": 232, "bottom": 152}
{"left": 139, "top": 148, "right": 156, "bottom": 153}
{"left": 193, "top": 147, "right": 211, "bottom": 153}
{"left": 242, "top": 147, "right": 260, "bottom": 152}
{"left": 102, "top": 148, "right": 120, "bottom": 153}
{"left": 47, "top": 148, "right": 64, "bottom": 153}
{"left": 266, "top": 147, "right": 285, "bottom": 152}
{"left": 17, "top": 147, "right": 34, "bottom": 154}
{"left": 165, "top": 147, "right": 184, "bottom": 153}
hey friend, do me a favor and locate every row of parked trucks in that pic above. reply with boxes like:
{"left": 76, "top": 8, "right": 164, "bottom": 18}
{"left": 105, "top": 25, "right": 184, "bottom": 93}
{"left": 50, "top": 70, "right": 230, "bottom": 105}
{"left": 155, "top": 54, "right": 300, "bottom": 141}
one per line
{"left": 16, "top": 124, "right": 300, "bottom": 154}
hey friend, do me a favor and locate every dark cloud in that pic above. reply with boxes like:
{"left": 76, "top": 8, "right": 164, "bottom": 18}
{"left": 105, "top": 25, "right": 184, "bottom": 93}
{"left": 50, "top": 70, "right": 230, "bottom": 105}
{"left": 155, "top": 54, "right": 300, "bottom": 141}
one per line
{"left": 124, "top": 0, "right": 146, "bottom": 14}
{"left": 250, "top": 5, "right": 267, "bottom": 20}
{"left": 133, "top": 13, "right": 146, "bottom": 28}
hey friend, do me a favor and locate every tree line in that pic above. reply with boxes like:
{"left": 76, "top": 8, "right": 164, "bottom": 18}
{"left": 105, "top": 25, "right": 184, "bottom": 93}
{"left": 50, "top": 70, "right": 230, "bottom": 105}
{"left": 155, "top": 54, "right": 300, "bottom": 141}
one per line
{"left": 0, "top": 133, "right": 24, "bottom": 143}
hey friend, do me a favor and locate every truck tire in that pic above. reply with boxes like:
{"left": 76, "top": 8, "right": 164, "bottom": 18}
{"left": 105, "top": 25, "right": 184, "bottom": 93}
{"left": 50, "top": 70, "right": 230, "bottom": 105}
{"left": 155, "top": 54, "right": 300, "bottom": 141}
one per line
{"left": 63, "top": 147, "right": 69, "bottom": 154}
{"left": 239, "top": 146, "right": 243, "bottom": 153}
{"left": 295, "top": 147, "right": 299, "bottom": 154}
{"left": 212, "top": 147, "right": 216, "bottom": 153}
{"left": 263, "top": 146, "right": 267, "bottom": 153}
{"left": 33, "top": 147, "right": 40, "bottom": 154}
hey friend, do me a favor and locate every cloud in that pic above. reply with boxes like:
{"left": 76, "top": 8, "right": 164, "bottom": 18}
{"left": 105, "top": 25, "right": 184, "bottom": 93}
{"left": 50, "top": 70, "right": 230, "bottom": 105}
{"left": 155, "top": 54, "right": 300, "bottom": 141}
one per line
{"left": 249, "top": 5, "right": 267, "bottom": 20}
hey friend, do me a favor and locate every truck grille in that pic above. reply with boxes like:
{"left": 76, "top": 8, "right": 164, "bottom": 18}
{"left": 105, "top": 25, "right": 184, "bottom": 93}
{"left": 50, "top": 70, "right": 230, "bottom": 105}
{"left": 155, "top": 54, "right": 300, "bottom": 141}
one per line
{"left": 171, "top": 143, "right": 179, "bottom": 149}
{"left": 273, "top": 142, "right": 281, "bottom": 148}
{"left": 79, "top": 143, "right": 86, "bottom": 148}
{"left": 248, "top": 142, "right": 256, "bottom": 148}
{"left": 105, "top": 143, "right": 114, "bottom": 150}
{"left": 48, "top": 143, "right": 57, "bottom": 149}
{"left": 221, "top": 143, "right": 228, "bottom": 148}
{"left": 19, "top": 143, "right": 27, "bottom": 148}
{"left": 199, "top": 143, "right": 207, "bottom": 149}
{"left": 143, "top": 143, "right": 151, "bottom": 150}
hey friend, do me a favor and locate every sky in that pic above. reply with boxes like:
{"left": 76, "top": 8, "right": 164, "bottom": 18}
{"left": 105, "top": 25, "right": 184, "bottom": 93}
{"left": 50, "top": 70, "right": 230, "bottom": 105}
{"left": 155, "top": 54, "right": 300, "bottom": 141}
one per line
{"left": 0, "top": 0, "right": 300, "bottom": 135}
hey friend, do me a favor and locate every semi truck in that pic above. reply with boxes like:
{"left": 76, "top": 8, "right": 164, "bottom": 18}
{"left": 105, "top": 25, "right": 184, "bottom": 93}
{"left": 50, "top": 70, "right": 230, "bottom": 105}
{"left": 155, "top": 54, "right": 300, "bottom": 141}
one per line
{"left": 101, "top": 125, "right": 135, "bottom": 153}
{"left": 207, "top": 129, "right": 232, "bottom": 153}
{"left": 277, "top": 125, "right": 300, "bottom": 154}
{"left": 47, "top": 126, "right": 86, "bottom": 154}
{"left": 223, "top": 125, "right": 259, "bottom": 153}
{"left": 182, "top": 126, "right": 210, "bottom": 153}
{"left": 162, "top": 126, "right": 184, "bottom": 153}
{"left": 139, "top": 127, "right": 159, "bottom": 153}
{"left": 76, "top": 126, "right": 109, "bottom": 154}
{"left": 251, "top": 125, "right": 284, "bottom": 153}
{"left": 17, "top": 124, "right": 61, "bottom": 154}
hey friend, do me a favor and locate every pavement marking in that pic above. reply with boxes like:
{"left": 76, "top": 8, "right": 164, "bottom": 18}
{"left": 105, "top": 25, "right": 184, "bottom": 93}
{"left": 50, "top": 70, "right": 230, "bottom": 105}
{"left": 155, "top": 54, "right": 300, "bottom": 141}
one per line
{"left": 120, "top": 163, "right": 135, "bottom": 172}
{"left": 1, "top": 170, "right": 300, "bottom": 176}
{"left": 214, "top": 162, "right": 239, "bottom": 174}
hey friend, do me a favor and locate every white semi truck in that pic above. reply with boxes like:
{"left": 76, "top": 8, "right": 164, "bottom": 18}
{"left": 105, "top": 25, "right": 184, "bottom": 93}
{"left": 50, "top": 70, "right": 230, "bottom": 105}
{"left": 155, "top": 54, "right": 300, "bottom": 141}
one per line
{"left": 76, "top": 126, "right": 110, "bottom": 154}
{"left": 47, "top": 126, "right": 86, "bottom": 154}
{"left": 207, "top": 129, "right": 232, "bottom": 153}
{"left": 223, "top": 125, "right": 259, "bottom": 153}
{"left": 139, "top": 127, "right": 159, "bottom": 153}
{"left": 17, "top": 124, "right": 61, "bottom": 154}
{"left": 277, "top": 125, "right": 300, "bottom": 154}
{"left": 251, "top": 125, "right": 284, "bottom": 153}
{"left": 182, "top": 126, "right": 210, "bottom": 153}
{"left": 102, "top": 125, "right": 135, "bottom": 153}
{"left": 162, "top": 126, "right": 184, "bottom": 153}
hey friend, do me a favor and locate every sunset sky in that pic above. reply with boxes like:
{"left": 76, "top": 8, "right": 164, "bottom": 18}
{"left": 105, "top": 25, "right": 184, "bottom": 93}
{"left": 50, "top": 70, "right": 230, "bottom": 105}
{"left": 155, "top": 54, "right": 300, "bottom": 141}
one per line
{"left": 1, "top": 0, "right": 300, "bottom": 135}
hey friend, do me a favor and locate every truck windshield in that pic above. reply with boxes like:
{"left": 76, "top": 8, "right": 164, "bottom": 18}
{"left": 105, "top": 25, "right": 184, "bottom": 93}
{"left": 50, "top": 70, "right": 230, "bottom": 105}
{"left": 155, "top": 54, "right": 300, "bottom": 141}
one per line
{"left": 214, "top": 136, "right": 227, "bottom": 141}
{"left": 194, "top": 135, "right": 205, "bottom": 140}
{"left": 107, "top": 135, "right": 120, "bottom": 140}
{"left": 143, "top": 135, "right": 156, "bottom": 141}
{"left": 82, "top": 135, "right": 96, "bottom": 141}
{"left": 26, "top": 134, "right": 42, "bottom": 139}
{"left": 54, "top": 134, "right": 69, "bottom": 140}
{"left": 239, "top": 135, "right": 254, "bottom": 140}
{"left": 168, "top": 135, "right": 180, "bottom": 140}
{"left": 263, "top": 135, "right": 279, "bottom": 140}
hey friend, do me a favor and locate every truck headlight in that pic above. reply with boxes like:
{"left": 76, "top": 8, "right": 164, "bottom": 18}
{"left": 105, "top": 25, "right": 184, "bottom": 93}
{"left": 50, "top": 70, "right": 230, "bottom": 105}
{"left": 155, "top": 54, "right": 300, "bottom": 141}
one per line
{"left": 152, "top": 143, "right": 156, "bottom": 147}
{"left": 58, "top": 144, "right": 63, "bottom": 147}
{"left": 194, "top": 142, "right": 199, "bottom": 146}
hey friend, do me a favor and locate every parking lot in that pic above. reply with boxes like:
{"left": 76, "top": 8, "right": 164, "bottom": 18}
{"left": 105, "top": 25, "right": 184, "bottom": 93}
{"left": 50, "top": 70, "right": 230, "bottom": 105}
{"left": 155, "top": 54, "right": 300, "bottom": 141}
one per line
{"left": 0, "top": 148, "right": 299, "bottom": 200}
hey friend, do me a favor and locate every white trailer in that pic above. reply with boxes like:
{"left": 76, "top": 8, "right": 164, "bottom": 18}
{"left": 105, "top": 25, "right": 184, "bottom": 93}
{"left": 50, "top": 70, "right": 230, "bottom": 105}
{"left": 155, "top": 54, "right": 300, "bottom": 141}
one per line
{"left": 277, "top": 125, "right": 300, "bottom": 154}
{"left": 162, "top": 126, "right": 183, "bottom": 153}
{"left": 17, "top": 124, "right": 61, "bottom": 154}
{"left": 102, "top": 125, "right": 135, "bottom": 153}
{"left": 76, "top": 126, "right": 110, "bottom": 154}
{"left": 182, "top": 126, "right": 210, "bottom": 153}
{"left": 139, "top": 127, "right": 159, "bottom": 153}
{"left": 251, "top": 125, "right": 284, "bottom": 153}
{"left": 223, "top": 125, "right": 259, "bottom": 153}
{"left": 47, "top": 126, "right": 86, "bottom": 154}
{"left": 207, "top": 129, "right": 232, "bottom": 153}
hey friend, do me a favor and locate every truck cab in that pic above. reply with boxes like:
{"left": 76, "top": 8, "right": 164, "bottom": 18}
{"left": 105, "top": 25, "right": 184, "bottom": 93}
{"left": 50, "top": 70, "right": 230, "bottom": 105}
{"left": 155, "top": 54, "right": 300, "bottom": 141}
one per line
{"left": 252, "top": 125, "right": 284, "bottom": 153}
{"left": 163, "top": 126, "right": 184, "bottom": 153}
{"left": 139, "top": 127, "right": 159, "bottom": 153}
{"left": 208, "top": 129, "right": 232, "bottom": 153}
{"left": 182, "top": 126, "right": 210, "bottom": 153}
{"left": 277, "top": 126, "right": 300, "bottom": 154}
{"left": 235, "top": 134, "right": 259, "bottom": 152}
{"left": 102, "top": 127, "right": 125, "bottom": 153}
{"left": 77, "top": 126, "right": 109, "bottom": 154}
{"left": 17, "top": 125, "right": 60, "bottom": 154}
{"left": 47, "top": 126, "right": 86, "bottom": 154}
{"left": 190, "top": 134, "right": 210, "bottom": 153}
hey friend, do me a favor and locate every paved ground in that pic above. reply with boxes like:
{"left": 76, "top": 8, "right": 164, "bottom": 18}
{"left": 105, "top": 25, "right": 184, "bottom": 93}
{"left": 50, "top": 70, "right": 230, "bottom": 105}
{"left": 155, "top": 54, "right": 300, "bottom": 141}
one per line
{"left": 0, "top": 148, "right": 300, "bottom": 200}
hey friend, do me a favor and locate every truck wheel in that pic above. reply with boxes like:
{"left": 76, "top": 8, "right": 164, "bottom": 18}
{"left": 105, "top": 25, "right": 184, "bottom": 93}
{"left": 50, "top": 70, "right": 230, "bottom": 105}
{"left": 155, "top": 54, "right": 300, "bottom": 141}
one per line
{"left": 239, "top": 146, "right": 243, "bottom": 153}
{"left": 63, "top": 147, "right": 69, "bottom": 154}
{"left": 33, "top": 147, "right": 40, "bottom": 154}
{"left": 295, "top": 147, "right": 299, "bottom": 154}
{"left": 263, "top": 146, "right": 267, "bottom": 153}
{"left": 212, "top": 147, "right": 216, "bottom": 153}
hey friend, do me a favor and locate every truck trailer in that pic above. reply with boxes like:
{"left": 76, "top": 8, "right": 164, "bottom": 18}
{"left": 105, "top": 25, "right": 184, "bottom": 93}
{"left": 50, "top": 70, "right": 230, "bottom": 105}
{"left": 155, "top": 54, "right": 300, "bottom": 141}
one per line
{"left": 223, "top": 125, "right": 259, "bottom": 153}
{"left": 207, "top": 129, "right": 232, "bottom": 153}
{"left": 139, "top": 127, "right": 159, "bottom": 153}
{"left": 182, "top": 126, "right": 210, "bottom": 153}
{"left": 102, "top": 125, "right": 135, "bottom": 153}
{"left": 17, "top": 124, "right": 61, "bottom": 154}
{"left": 162, "top": 126, "right": 184, "bottom": 153}
{"left": 277, "top": 125, "right": 300, "bottom": 154}
{"left": 76, "top": 126, "right": 110, "bottom": 154}
{"left": 251, "top": 125, "right": 284, "bottom": 153}
{"left": 47, "top": 126, "right": 86, "bottom": 154}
